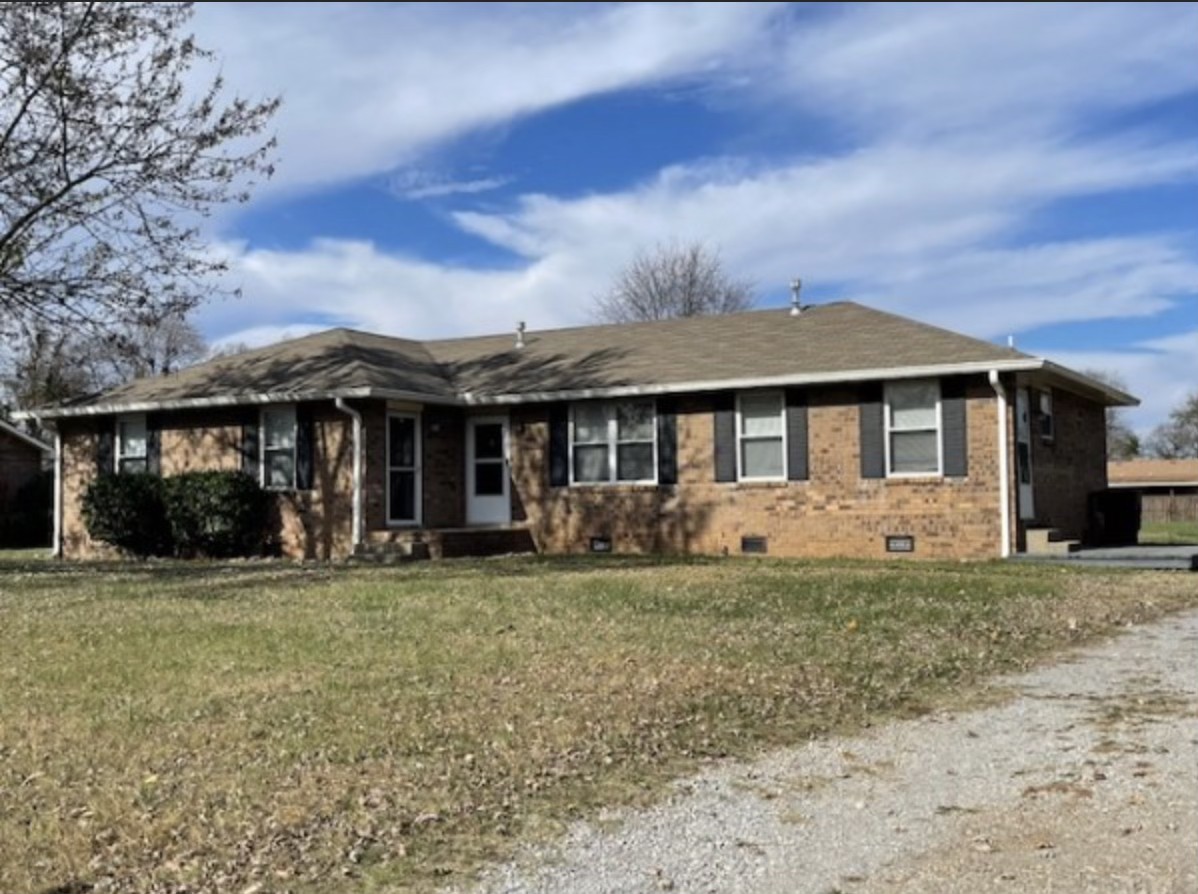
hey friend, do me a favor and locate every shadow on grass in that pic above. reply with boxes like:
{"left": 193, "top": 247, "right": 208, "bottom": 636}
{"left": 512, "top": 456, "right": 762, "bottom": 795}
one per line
{"left": 38, "top": 882, "right": 92, "bottom": 894}
{"left": 0, "top": 551, "right": 1082, "bottom": 602}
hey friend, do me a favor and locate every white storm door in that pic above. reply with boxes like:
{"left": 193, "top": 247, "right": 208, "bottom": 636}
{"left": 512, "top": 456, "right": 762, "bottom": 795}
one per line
{"left": 466, "top": 416, "right": 510, "bottom": 525}
{"left": 1015, "top": 388, "right": 1035, "bottom": 520}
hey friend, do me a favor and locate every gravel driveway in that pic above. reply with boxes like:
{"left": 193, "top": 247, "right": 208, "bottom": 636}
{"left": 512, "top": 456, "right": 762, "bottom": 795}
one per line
{"left": 464, "top": 608, "right": 1198, "bottom": 894}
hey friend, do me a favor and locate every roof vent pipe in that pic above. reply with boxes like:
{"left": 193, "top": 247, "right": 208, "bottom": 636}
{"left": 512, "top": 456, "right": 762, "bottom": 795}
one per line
{"left": 789, "top": 278, "right": 803, "bottom": 316}
{"left": 515, "top": 321, "right": 526, "bottom": 349}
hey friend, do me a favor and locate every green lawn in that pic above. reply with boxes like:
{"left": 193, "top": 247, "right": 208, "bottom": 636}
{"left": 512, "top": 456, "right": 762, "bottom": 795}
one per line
{"left": 1, "top": 555, "right": 1194, "bottom": 893}
{"left": 1140, "top": 520, "right": 1198, "bottom": 545}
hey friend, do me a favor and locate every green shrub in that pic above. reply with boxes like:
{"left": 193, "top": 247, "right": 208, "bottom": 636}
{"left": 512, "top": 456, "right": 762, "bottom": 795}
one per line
{"left": 163, "top": 471, "right": 268, "bottom": 558}
{"left": 83, "top": 470, "right": 268, "bottom": 558}
{"left": 82, "top": 473, "right": 171, "bottom": 556}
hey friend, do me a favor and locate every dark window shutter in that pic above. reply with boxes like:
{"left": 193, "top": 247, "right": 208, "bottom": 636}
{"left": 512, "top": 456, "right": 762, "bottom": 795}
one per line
{"left": 96, "top": 421, "right": 115, "bottom": 477}
{"left": 713, "top": 392, "right": 736, "bottom": 482}
{"left": 859, "top": 383, "right": 885, "bottom": 479}
{"left": 296, "top": 405, "right": 315, "bottom": 491}
{"left": 146, "top": 413, "right": 162, "bottom": 476}
{"left": 785, "top": 389, "right": 809, "bottom": 481}
{"left": 548, "top": 403, "right": 569, "bottom": 487}
{"left": 656, "top": 398, "right": 678, "bottom": 485}
{"left": 941, "top": 378, "right": 968, "bottom": 477}
{"left": 241, "top": 411, "right": 259, "bottom": 479}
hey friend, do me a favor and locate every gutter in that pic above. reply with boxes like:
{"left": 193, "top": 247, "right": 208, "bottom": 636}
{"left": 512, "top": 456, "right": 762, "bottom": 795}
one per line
{"left": 333, "top": 398, "right": 364, "bottom": 552}
{"left": 989, "top": 370, "right": 1011, "bottom": 559}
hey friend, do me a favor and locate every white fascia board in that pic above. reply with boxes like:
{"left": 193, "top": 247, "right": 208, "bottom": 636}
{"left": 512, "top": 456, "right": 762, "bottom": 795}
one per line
{"left": 15, "top": 387, "right": 462, "bottom": 420}
{"left": 0, "top": 418, "right": 52, "bottom": 453}
{"left": 1035, "top": 361, "right": 1139, "bottom": 407}
{"left": 461, "top": 358, "right": 1043, "bottom": 405}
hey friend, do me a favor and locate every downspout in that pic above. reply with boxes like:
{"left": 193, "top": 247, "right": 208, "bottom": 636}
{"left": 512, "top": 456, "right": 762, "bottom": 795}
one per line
{"left": 988, "top": 370, "right": 1011, "bottom": 558}
{"left": 333, "top": 398, "right": 364, "bottom": 553}
{"left": 33, "top": 416, "right": 62, "bottom": 558}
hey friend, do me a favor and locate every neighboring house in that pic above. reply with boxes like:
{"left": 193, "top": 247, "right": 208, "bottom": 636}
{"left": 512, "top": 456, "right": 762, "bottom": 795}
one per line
{"left": 1108, "top": 459, "right": 1198, "bottom": 524}
{"left": 0, "top": 418, "right": 52, "bottom": 544}
{"left": 18, "top": 302, "right": 1133, "bottom": 561}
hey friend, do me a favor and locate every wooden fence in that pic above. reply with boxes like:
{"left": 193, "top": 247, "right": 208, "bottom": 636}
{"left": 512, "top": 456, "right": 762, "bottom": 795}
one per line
{"left": 1141, "top": 490, "right": 1198, "bottom": 524}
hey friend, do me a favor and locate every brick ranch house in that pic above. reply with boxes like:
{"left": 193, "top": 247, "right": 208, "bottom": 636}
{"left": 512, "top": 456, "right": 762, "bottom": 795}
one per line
{"left": 20, "top": 302, "right": 1134, "bottom": 561}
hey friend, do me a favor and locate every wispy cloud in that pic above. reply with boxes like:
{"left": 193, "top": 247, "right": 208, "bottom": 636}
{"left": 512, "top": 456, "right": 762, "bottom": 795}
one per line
{"left": 191, "top": 2, "right": 779, "bottom": 195}
{"left": 388, "top": 169, "right": 512, "bottom": 201}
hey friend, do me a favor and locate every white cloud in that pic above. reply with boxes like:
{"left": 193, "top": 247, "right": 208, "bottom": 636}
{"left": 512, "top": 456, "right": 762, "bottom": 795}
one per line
{"left": 779, "top": 2, "right": 1198, "bottom": 140}
{"left": 191, "top": 2, "right": 1198, "bottom": 431}
{"left": 388, "top": 169, "right": 511, "bottom": 201}
{"left": 1043, "top": 325, "right": 1198, "bottom": 435}
{"left": 191, "top": 2, "right": 779, "bottom": 195}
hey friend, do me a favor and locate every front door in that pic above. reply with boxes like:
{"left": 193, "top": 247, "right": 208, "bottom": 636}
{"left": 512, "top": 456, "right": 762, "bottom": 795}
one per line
{"left": 1015, "top": 388, "right": 1035, "bottom": 520}
{"left": 466, "top": 416, "right": 510, "bottom": 526}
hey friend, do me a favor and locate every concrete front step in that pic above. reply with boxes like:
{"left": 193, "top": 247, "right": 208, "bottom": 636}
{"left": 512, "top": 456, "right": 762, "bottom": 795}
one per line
{"left": 356, "top": 526, "right": 536, "bottom": 561}
{"left": 1025, "top": 526, "right": 1081, "bottom": 556}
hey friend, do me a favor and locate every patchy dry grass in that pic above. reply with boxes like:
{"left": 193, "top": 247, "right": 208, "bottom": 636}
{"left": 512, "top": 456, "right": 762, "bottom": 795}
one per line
{"left": 0, "top": 555, "right": 1195, "bottom": 893}
{"left": 1140, "top": 520, "right": 1198, "bottom": 545}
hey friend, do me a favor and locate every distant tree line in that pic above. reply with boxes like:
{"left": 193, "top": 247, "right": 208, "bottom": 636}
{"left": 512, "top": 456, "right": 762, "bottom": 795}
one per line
{"left": 1086, "top": 369, "right": 1197, "bottom": 460}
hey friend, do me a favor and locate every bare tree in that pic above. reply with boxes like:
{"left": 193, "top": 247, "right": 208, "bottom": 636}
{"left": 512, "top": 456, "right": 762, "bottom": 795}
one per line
{"left": 1145, "top": 390, "right": 1198, "bottom": 459}
{"left": 595, "top": 242, "right": 755, "bottom": 323}
{"left": 0, "top": 2, "right": 279, "bottom": 340}
{"left": 2, "top": 310, "right": 208, "bottom": 436}
{"left": 101, "top": 313, "right": 208, "bottom": 381}
{"left": 1083, "top": 368, "right": 1140, "bottom": 460}
{"left": 1, "top": 319, "right": 97, "bottom": 430}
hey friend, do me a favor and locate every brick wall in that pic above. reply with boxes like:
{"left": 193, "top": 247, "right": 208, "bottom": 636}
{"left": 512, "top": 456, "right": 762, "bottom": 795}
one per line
{"left": 510, "top": 378, "right": 1008, "bottom": 560}
{"left": 59, "top": 403, "right": 354, "bottom": 560}
{"left": 56, "top": 379, "right": 1103, "bottom": 562}
{"left": 60, "top": 418, "right": 110, "bottom": 558}
{"left": 1026, "top": 386, "right": 1107, "bottom": 542}
{"left": 158, "top": 409, "right": 243, "bottom": 475}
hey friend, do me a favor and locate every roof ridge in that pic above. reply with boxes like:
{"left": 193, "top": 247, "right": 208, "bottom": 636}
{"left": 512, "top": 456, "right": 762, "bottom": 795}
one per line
{"left": 422, "top": 303, "right": 846, "bottom": 348}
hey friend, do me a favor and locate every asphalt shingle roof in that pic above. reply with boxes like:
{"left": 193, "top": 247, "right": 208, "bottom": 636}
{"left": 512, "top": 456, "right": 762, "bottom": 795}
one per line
{"left": 64, "top": 302, "right": 1033, "bottom": 413}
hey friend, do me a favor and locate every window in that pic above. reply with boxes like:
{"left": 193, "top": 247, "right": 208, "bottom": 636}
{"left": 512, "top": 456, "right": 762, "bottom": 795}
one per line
{"left": 387, "top": 413, "right": 420, "bottom": 524}
{"left": 570, "top": 399, "right": 656, "bottom": 484}
{"left": 737, "top": 391, "right": 785, "bottom": 480}
{"left": 116, "top": 414, "right": 147, "bottom": 474}
{"left": 885, "top": 380, "right": 941, "bottom": 476}
{"left": 1038, "top": 389, "right": 1054, "bottom": 441}
{"left": 261, "top": 405, "right": 297, "bottom": 490}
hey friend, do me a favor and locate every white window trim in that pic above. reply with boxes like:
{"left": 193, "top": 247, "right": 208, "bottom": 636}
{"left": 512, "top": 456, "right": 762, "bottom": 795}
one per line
{"left": 884, "top": 379, "right": 943, "bottom": 478}
{"left": 1038, "top": 389, "right": 1055, "bottom": 443}
{"left": 735, "top": 391, "right": 787, "bottom": 482}
{"left": 568, "top": 399, "right": 658, "bottom": 486}
{"left": 260, "top": 404, "right": 298, "bottom": 491}
{"left": 386, "top": 411, "right": 422, "bottom": 526}
{"left": 115, "top": 413, "right": 148, "bottom": 474}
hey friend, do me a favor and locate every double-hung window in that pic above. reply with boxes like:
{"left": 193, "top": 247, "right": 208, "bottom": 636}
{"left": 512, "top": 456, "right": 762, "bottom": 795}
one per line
{"left": 116, "top": 414, "right": 148, "bottom": 474}
{"left": 570, "top": 399, "right": 656, "bottom": 484}
{"left": 261, "top": 405, "right": 297, "bottom": 490}
{"left": 1038, "top": 389, "right": 1054, "bottom": 441}
{"left": 737, "top": 392, "right": 785, "bottom": 480}
{"left": 885, "top": 380, "right": 941, "bottom": 476}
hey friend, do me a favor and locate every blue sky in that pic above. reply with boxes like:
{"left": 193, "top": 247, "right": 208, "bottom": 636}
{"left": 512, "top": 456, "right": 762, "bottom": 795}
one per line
{"left": 190, "top": 2, "right": 1198, "bottom": 432}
